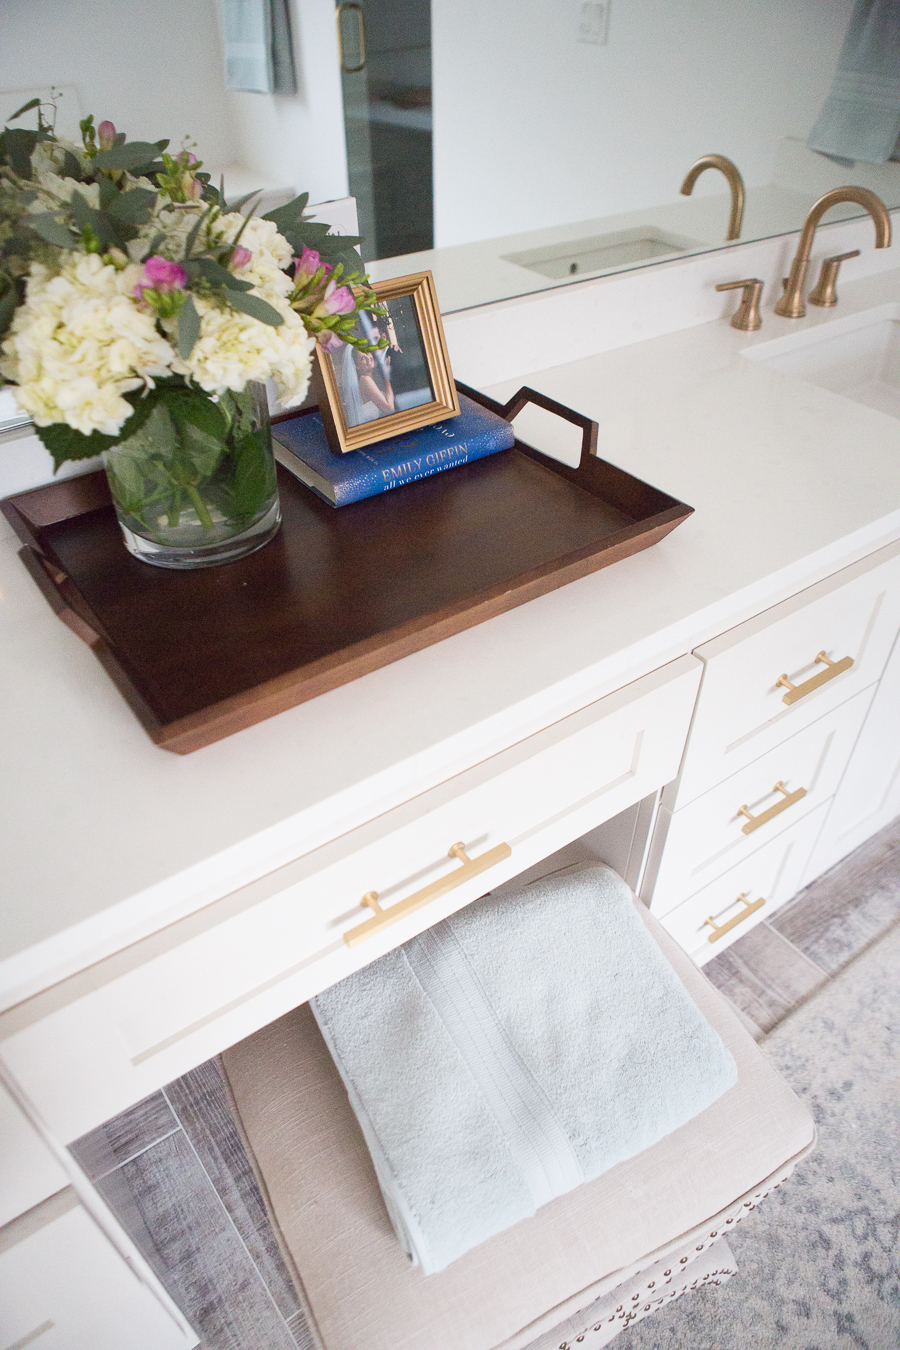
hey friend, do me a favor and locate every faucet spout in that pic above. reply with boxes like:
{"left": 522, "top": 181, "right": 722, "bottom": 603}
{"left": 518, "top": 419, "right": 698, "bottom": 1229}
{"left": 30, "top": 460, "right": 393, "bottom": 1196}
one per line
{"left": 774, "top": 187, "right": 892, "bottom": 319}
{"left": 680, "top": 154, "right": 745, "bottom": 242}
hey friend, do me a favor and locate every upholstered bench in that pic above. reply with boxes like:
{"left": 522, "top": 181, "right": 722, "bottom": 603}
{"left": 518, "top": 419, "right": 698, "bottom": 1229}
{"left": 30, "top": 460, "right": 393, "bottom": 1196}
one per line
{"left": 221, "top": 901, "right": 815, "bottom": 1350}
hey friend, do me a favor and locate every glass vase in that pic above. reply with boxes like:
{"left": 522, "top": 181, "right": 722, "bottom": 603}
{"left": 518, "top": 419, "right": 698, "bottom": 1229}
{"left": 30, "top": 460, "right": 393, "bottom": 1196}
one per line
{"left": 102, "top": 381, "right": 281, "bottom": 569}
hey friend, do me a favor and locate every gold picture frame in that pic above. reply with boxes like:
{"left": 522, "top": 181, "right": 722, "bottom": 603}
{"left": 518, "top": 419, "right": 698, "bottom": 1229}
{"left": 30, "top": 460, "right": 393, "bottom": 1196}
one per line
{"left": 312, "top": 271, "right": 460, "bottom": 453}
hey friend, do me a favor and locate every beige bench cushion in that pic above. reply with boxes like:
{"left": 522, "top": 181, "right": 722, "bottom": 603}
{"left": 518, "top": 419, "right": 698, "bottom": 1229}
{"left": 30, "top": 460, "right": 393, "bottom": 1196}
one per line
{"left": 222, "top": 902, "right": 814, "bottom": 1350}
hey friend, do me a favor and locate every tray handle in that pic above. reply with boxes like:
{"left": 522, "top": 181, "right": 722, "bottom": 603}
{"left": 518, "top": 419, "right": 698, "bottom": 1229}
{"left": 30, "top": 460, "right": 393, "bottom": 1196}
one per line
{"left": 500, "top": 386, "right": 599, "bottom": 468}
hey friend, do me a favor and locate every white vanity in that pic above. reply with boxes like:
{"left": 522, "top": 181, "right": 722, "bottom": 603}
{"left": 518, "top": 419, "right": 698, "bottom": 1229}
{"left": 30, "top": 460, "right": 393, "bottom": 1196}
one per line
{"left": 2, "top": 210, "right": 900, "bottom": 1345}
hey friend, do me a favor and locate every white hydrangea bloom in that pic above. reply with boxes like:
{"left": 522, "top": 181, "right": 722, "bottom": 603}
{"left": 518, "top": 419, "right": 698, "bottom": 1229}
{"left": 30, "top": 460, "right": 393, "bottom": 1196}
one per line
{"left": 215, "top": 212, "right": 295, "bottom": 298}
{"left": 168, "top": 292, "right": 313, "bottom": 405}
{"left": 0, "top": 254, "right": 175, "bottom": 435}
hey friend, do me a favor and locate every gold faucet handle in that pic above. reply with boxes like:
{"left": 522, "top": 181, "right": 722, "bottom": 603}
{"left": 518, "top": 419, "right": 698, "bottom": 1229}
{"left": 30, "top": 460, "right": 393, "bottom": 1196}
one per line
{"left": 716, "top": 278, "right": 764, "bottom": 331}
{"left": 809, "top": 250, "right": 860, "bottom": 308}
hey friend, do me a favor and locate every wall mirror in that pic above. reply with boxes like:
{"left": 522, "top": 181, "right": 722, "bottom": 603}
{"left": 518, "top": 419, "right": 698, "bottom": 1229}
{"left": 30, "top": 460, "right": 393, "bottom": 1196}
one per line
{"left": 2, "top": 0, "right": 899, "bottom": 317}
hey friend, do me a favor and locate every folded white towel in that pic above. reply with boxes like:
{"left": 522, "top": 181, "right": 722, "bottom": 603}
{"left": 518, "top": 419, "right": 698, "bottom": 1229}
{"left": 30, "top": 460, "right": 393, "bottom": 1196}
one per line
{"left": 311, "top": 865, "right": 737, "bottom": 1274}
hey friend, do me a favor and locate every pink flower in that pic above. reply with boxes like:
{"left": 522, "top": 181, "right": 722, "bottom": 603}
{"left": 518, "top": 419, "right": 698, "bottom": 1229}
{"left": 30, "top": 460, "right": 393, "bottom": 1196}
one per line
{"left": 134, "top": 255, "right": 188, "bottom": 299}
{"left": 187, "top": 176, "right": 204, "bottom": 201}
{"left": 314, "top": 279, "right": 354, "bottom": 317}
{"left": 293, "top": 246, "right": 331, "bottom": 279}
{"left": 231, "top": 245, "right": 252, "bottom": 269}
{"left": 317, "top": 330, "right": 344, "bottom": 353}
{"left": 98, "top": 120, "right": 116, "bottom": 151}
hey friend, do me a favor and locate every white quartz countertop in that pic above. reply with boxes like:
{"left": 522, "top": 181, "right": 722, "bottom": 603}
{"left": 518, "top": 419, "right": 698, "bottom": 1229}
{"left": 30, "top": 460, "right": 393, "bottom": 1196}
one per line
{"left": 4, "top": 265, "right": 900, "bottom": 1007}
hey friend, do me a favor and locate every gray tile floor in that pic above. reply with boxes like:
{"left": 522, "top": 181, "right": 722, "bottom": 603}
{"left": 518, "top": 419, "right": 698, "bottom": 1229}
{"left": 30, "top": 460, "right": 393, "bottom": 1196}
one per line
{"left": 70, "top": 814, "right": 900, "bottom": 1349}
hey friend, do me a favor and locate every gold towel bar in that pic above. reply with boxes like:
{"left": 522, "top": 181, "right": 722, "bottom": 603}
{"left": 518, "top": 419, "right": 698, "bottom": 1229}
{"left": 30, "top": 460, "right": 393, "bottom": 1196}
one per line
{"left": 343, "top": 841, "right": 512, "bottom": 948}
{"left": 776, "top": 652, "right": 853, "bottom": 705}
{"left": 704, "top": 893, "right": 765, "bottom": 943}
{"left": 737, "top": 780, "right": 806, "bottom": 834}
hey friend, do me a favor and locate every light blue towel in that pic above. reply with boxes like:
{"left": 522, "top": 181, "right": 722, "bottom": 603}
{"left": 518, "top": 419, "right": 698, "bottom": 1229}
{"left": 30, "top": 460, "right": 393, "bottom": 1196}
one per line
{"left": 808, "top": 0, "right": 900, "bottom": 164}
{"left": 311, "top": 865, "right": 737, "bottom": 1275}
{"left": 223, "top": 0, "right": 297, "bottom": 95}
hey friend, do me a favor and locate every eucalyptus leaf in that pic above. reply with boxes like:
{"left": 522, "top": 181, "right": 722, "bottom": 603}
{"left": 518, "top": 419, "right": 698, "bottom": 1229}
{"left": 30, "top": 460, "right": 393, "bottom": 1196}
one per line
{"left": 228, "top": 290, "right": 283, "bottom": 326}
{"left": 107, "top": 187, "right": 157, "bottom": 224}
{"left": 7, "top": 97, "right": 41, "bottom": 123}
{"left": 2, "top": 127, "right": 38, "bottom": 178}
{"left": 177, "top": 294, "right": 201, "bottom": 359}
{"left": 26, "top": 212, "right": 75, "bottom": 247}
{"left": 0, "top": 287, "right": 16, "bottom": 336}
{"left": 196, "top": 257, "right": 254, "bottom": 291}
{"left": 262, "top": 193, "right": 310, "bottom": 233}
{"left": 92, "top": 139, "right": 168, "bottom": 171}
{"left": 61, "top": 149, "right": 83, "bottom": 180}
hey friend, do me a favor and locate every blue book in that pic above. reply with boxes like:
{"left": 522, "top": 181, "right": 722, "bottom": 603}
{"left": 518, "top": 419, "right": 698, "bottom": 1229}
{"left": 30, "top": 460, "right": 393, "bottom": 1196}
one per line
{"left": 272, "top": 393, "right": 516, "bottom": 507}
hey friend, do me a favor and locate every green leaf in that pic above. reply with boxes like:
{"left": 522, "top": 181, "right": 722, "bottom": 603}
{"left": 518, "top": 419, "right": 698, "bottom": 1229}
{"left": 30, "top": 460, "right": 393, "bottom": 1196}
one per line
{"left": 61, "top": 149, "right": 83, "bottom": 180}
{"left": 92, "top": 140, "right": 169, "bottom": 171}
{"left": 196, "top": 257, "right": 253, "bottom": 291}
{"left": 35, "top": 421, "right": 118, "bottom": 469}
{"left": 2, "top": 127, "right": 38, "bottom": 178}
{"left": 226, "top": 188, "right": 264, "bottom": 215}
{"left": 26, "top": 212, "right": 76, "bottom": 247}
{"left": 0, "top": 287, "right": 17, "bottom": 337}
{"left": 69, "top": 189, "right": 118, "bottom": 250}
{"left": 182, "top": 202, "right": 214, "bottom": 261}
{"left": 177, "top": 294, "right": 201, "bottom": 359}
{"left": 226, "top": 428, "right": 275, "bottom": 523}
{"left": 228, "top": 290, "right": 283, "bottom": 326}
{"left": 97, "top": 175, "right": 118, "bottom": 209}
{"left": 7, "top": 97, "right": 41, "bottom": 123}
{"left": 32, "top": 387, "right": 160, "bottom": 468}
{"left": 166, "top": 389, "right": 227, "bottom": 442}
{"left": 107, "top": 187, "right": 157, "bottom": 224}
{"left": 262, "top": 192, "right": 310, "bottom": 233}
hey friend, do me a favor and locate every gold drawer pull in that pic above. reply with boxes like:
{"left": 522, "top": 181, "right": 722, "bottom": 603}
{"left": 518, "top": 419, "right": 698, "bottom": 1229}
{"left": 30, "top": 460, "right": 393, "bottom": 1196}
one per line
{"left": 704, "top": 892, "right": 765, "bottom": 943}
{"left": 776, "top": 651, "right": 853, "bottom": 705}
{"left": 344, "top": 841, "right": 512, "bottom": 948}
{"left": 737, "top": 780, "right": 806, "bottom": 834}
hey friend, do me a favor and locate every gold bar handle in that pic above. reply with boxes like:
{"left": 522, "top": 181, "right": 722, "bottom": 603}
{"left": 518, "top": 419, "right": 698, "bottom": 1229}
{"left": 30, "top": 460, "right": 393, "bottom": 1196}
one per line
{"left": 776, "top": 651, "right": 853, "bottom": 705}
{"left": 737, "top": 780, "right": 806, "bottom": 834}
{"left": 344, "top": 840, "right": 512, "bottom": 947}
{"left": 336, "top": 2, "right": 367, "bottom": 73}
{"left": 704, "top": 892, "right": 765, "bottom": 943}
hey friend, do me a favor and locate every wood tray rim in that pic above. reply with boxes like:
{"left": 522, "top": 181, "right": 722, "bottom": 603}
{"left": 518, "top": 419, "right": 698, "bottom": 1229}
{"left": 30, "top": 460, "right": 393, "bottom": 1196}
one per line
{"left": 1, "top": 385, "right": 693, "bottom": 753}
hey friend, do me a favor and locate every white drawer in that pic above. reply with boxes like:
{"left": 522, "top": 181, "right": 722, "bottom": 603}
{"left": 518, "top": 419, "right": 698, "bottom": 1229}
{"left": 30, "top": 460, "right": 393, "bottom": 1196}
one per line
{"left": 658, "top": 802, "right": 829, "bottom": 964}
{"left": 0, "top": 656, "right": 701, "bottom": 1142}
{"left": 0, "top": 1194, "right": 194, "bottom": 1349}
{"left": 674, "top": 539, "right": 900, "bottom": 807}
{"left": 650, "top": 686, "right": 873, "bottom": 916}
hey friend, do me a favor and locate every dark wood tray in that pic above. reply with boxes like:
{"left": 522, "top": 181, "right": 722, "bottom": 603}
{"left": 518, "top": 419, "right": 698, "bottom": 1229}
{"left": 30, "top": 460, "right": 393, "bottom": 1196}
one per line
{"left": 1, "top": 384, "right": 692, "bottom": 753}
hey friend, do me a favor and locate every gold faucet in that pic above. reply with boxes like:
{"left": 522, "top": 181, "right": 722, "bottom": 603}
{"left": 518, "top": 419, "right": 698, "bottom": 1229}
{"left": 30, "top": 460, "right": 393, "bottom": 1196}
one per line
{"left": 680, "top": 154, "right": 745, "bottom": 241}
{"left": 775, "top": 187, "right": 892, "bottom": 319}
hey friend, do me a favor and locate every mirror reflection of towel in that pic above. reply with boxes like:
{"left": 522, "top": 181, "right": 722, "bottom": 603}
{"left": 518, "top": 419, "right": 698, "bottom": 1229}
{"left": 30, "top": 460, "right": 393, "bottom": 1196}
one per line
{"left": 808, "top": 0, "right": 900, "bottom": 164}
{"left": 223, "top": 0, "right": 297, "bottom": 95}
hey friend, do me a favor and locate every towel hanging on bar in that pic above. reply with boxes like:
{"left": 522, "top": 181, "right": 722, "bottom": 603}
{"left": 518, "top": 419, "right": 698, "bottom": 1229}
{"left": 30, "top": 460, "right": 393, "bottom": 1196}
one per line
{"left": 223, "top": 0, "right": 297, "bottom": 95}
{"left": 807, "top": 0, "right": 900, "bottom": 164}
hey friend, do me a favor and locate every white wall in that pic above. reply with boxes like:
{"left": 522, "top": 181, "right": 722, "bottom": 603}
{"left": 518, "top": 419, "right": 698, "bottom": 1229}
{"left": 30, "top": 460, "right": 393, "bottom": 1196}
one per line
{"left": 0, "top": 0, "right": 238, "bottom": 170}
{"left": 0, "top": 0, "right": 348, "bottom": 203}
{"left": 431, "top": 0, "right": 854, "bottom": 248}
{"left": 218, "top": 0, "right": 349, "bottom": 202}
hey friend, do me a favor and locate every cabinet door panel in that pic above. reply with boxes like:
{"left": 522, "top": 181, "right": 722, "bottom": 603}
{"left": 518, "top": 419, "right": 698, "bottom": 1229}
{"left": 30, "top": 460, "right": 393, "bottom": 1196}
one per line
{"left": 651, "top": 687, "right": 873, "bottom": 915}
{"left": 0, "top": 1197, "right": 194, "bottom": 1349}
{"left": 676, "top": 540, "right": 900, "bottom": 806}
{"left": 660, "top": 804, "right": 828, "bottom": 964}
{"left": 0, "top": 1084, "right": 68, "bottom": 1228}
{"left": 802, "top": 630, "right": 900, "bottom": 882}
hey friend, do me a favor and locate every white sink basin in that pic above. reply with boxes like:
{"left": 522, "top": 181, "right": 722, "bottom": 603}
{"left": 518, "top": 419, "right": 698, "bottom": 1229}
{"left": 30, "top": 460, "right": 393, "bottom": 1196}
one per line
{"left": 503, "top": 227, "right": 703, "bottom": 280}
{"left": 745, "top": 303, "right": 900, "bottom": 419}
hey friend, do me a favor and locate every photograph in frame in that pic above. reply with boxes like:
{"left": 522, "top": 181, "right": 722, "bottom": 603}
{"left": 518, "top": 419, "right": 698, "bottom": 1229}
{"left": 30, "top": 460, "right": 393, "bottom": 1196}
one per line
{"left": 313, "top": 272, "right": 460, "bottom": 453}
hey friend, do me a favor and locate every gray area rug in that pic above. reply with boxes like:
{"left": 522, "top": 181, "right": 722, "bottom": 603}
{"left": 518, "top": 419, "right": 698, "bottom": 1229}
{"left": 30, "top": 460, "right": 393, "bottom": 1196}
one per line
{"left": 618, "top": 920, "right": 900, "bottom": 1350}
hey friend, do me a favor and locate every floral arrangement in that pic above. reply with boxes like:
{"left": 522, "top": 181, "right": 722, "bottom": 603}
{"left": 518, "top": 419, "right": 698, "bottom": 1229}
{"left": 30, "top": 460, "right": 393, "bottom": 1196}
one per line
{"left": 0, "top": 96, "right": 385, "bottom": 471}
